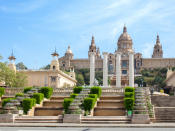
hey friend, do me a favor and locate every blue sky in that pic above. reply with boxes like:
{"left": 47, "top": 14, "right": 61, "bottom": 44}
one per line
{"left": 0, "top": 0, "right": 175, "bottom": 69}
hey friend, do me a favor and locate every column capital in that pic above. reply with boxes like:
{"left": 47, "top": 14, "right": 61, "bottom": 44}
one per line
{"left": 128, "top": 51, "right": 135, "bottom": 55}
{"left": 102, "top": 52, "right": 108, "bottom": 56}
{"left": 89, "top": 52, "right": 96, "bottom": 56}
{"left": 115, "top": 51, "right": 122, "bottom": 56}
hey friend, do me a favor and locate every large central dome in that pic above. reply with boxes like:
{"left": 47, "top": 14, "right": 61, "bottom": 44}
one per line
{"left": 117, "top": 26, "right": 133, "bottom": 52}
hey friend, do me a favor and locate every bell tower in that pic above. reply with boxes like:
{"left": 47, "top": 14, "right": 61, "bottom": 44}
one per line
{"left": 152, "top": 34, "right": 163, "bottom": 58}
{"left": 8, "top": 50, "right": 16, "bottom": 73}
{"left": 88, "top": 35, "right": 97, "bottom": 57}
{"left": 50, "top": 48, "right": 59, "bottom": 71}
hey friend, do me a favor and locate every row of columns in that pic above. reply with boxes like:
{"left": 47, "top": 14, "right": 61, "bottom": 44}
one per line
{"left": 89, "top": 51, "right": 134, "bottom": 87}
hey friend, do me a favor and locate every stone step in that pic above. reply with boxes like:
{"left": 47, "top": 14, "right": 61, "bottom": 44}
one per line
{"left": 100, "top": 96, "right": 124, "bottom": 100}
{"left": 15, "top": 116, "right": 63, "bottom": 123}
{"left": 97, "top": 100, "right": 124, "bottom": 108}
{"left": 43, "top": 100, "right": 63, "bottom": 107}
{"left": 81, "top": 116, "right": 130, "bottom": 121}
{"left": 81, "top": 120, "right": 130, "bottom": 124}
{"left": 94, "top": 107, "right": 126, "bottom": 116}
{"left": 34, "top": 107, "right": 63, "bottom": 116}
{"left": 50, "top": 96, "right": 68, "bottom": 101}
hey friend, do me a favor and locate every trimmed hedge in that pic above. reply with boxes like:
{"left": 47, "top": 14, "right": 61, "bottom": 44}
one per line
{"left": 90, "top": 86, "right": 102, "bottom": 98}
{"left": 22, "top": 98, "right": 35, "bottom": 114}
{"left": 73, "top": 86, "right": 83, "bottom": 94}
{"left": 40, "top": 87, "right": 53, "bottom": 99}
{"left": 70, "top": 93, "right": 78, "bottom": 99}
{"left": 124, "top": 98, "right": 134, "bottom": 111}
{"left": 63, "top": 98, "right": 73, "bottom": 113}
{"left": 88, "top": 94, "right": 98, "bottom": 100}
{"left": 24, "top": 87, "right": 33, "bottom": 93}
{"left": 2, "top": 98, "right": 15, "bottom": 107}
{"left": 125, "top": 87, "right": 135, "bottom": 92}
{"left": 32, "top": 93, "right": 44, "bottom": 104}
{"left": 0, "top": 87, "right": 5, "bottom": 97}
{"left": 83, "top": 97, "right": 96, "bottom": 112}
{"left": 15, "top": 93, "right": 24, "bottom": 98}
{"left": 125, "top": 92, "right": 134, "bottom": 98}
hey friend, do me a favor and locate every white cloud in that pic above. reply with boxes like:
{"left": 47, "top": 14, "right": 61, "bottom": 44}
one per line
{"left": 141, "top": 43, "right": 154, "bottom": 58}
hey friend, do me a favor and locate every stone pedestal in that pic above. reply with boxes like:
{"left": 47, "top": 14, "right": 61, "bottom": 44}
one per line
{"left": 0, "top": 114, "right": 18, "bottom": 123}
{"left": 129, "top": 52, "right": 134, "bottom": 87}
{"left": 63, "top": 114, "right": 81, "bottom": 123}
{"left": 115, "top": 52, "right": 121, "bottom": 88}
{"left": 132, "top": 114, "right": 150, "bottom": 124}
{"left": 103, "top": 52, "right": 108, "bottom": 87}
{"left": 89, "top": 52, "right": 96, "bottom": 86}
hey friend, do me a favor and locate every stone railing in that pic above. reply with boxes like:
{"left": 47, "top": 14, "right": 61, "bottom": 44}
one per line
{"left": 3, "top": 87, "right": 124, "bottom": 96}
{"left": 101, "top": 87, "right": 124, "bottom": 96}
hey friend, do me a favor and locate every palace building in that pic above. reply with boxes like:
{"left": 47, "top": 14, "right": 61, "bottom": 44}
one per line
{"left": 7, "top": 50, "right": 77, "bottom": 88}
{"left": 59, "top": 26, "right": 175, "bottom": 86}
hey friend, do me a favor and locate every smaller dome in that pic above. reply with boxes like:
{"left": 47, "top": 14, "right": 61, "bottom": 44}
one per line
{"left": 66, "top": 46, "right": 72, "bottom": 54}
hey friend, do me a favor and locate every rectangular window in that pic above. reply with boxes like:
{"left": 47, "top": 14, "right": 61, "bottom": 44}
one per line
{"left": 122, "top": 70, "right": 127, "bottom": 74}
{"left": 51, "top": 76, "right": 56, "bottom": 82}
{"left": 122, "top": 60, "right": 127, "bottom": 67}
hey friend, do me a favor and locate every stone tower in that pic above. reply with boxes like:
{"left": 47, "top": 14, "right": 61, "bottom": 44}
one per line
{"left": 96, "top": 47, "right": 101, "bottom": 59}
{"left": 64, "top": 46, "right": 73, "bottom": 70}
{"left": 152, "top": 34, "right": 163, "bottom": 58}
{"left": 88, "top": 36, "right": 97, "bottom": 57}
{"left": 8, "top": 51, "right": 16, "bottom": 73}
{"left": 50, "top": 48, "right": 59, "bottom": 71}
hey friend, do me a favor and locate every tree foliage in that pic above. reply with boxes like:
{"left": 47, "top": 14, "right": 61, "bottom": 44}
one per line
{"left": 16, "top": 62, "right": 27, "bottom": 70}
{"left": 0, "top": 62, "right": 27, "bottom": 87}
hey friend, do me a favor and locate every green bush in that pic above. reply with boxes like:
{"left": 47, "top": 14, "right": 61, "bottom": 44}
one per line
{"left": 125, "top": 87, "right": 135, "bottom": 92}
{"left": 124, "top": 98, "right": 135, "bottom": 111}
{"left": 22, "top": 98, "right": 35, "bottom": 114}
{"left": 15, "top": 93, "right": 24, "bottom": 98}
{"left": 0, "top": 87, "right": 5, "bottom": 97}
{"left": 40, "top": 87, "right": 53, "bottom": 99}
{"left": 31, "top": 98, "right": 36, "bottom": 106}
{"left": 90, "top": 86, "right": 102, "bottom": 98}
{"left": 70, "top": 93, "right": 78, "bottom": 99}
{"left": 88, "top": 94, "right": 98, "bottom": 100}
{"left": 63, "top": 98, "right": 73, "bottom": 113}
{"left": 124, "top": 92, "right": 134, "bottom": 98}
{"left": 83, "top": 97, "right": 96, "bottom": 112}
{"left": 32, "top": 93, "right": 44, "bottom": 104}
{"left": 2, "top": 98, "right": 15, "bottom": 107}
{"left": 73, "top": 86, "right": 83, "bottom": 94}
{"left": 24, "top": 87, "right": 33, "bottom": 93}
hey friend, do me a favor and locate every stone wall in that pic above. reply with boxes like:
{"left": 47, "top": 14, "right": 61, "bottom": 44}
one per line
{"left": 151, "top": 96, "right": 175, "bottom": 107}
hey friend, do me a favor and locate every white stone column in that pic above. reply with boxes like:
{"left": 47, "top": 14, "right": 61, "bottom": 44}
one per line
{"left": 129, "top": 52, "right": 134, "bottom": 87}
{"left": 116, "top": 52, "right": 121, "bottom": 88}
{"left": 103, "top": 52, "right": 108, "bottom": 87}
{"left": 89, "top": 52, "right": 96, "bottom": 86}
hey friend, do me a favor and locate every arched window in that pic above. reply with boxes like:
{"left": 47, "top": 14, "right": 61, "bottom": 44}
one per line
{"left": 53, "top": 66, "right": 56, "bottom": 70}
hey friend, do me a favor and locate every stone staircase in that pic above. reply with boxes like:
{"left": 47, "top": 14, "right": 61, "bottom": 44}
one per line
{"left": 15, "top": 115, "right": 63, "bottom": 123}
{"left": 69, "top": 88, "right": 90, "bottom": 114}
{"left": 94, "top": 96, "right": 126, "bottom": 116}
{"left": 152, "top": 96, "right": 175, "bottom": 123}
{"left": 81, "top": 116, "right": 130, "bottom": 124}
{"left": 34, "top": 96, "right": 66, "bottom": 116}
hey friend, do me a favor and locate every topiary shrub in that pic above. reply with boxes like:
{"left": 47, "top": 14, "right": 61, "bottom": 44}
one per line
{"left": 24, "top": 87, "right": 33, "bottom": 93}
{"left": 88, "top": 94, "right": 98, "bottom": 100}
{"left": 32, "top": 93, "right": 44, "bottom": 104}
{"left": 70, "top": 93, "right": 78, "bottom": 99}
{"left": 40, "top": 87, "right": 53, "bottom": 99}
{"left": 125, "top": 87, "right": 135, "bottom": 92}
{"left": 73, "top": 86, "right": 83, "bottom": 94}
{"left": 124, "top": 98, "right": 134, "bottom": 111}
{"left": 83, "top": 97, "right": 96, "bottom": 112}
{"left": 22, "top": 98, "right": 35, "bottom": 114}
{"left": 90, "top": 86, "right": 102, "bottom": 98}
{"left": 15, "top": 93, "right": 24, "bottom": 98}
{"left": 2, "top": 98, "right": 15, "bottom": 107}
{"left": 63, "top": 98, "right": 73, "bottom": 113}
{"left": 125, "top": 92, "right": 134, "bottom": 98}
{"left": 0, "top": 87, "right": 5, "bottom": 97}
